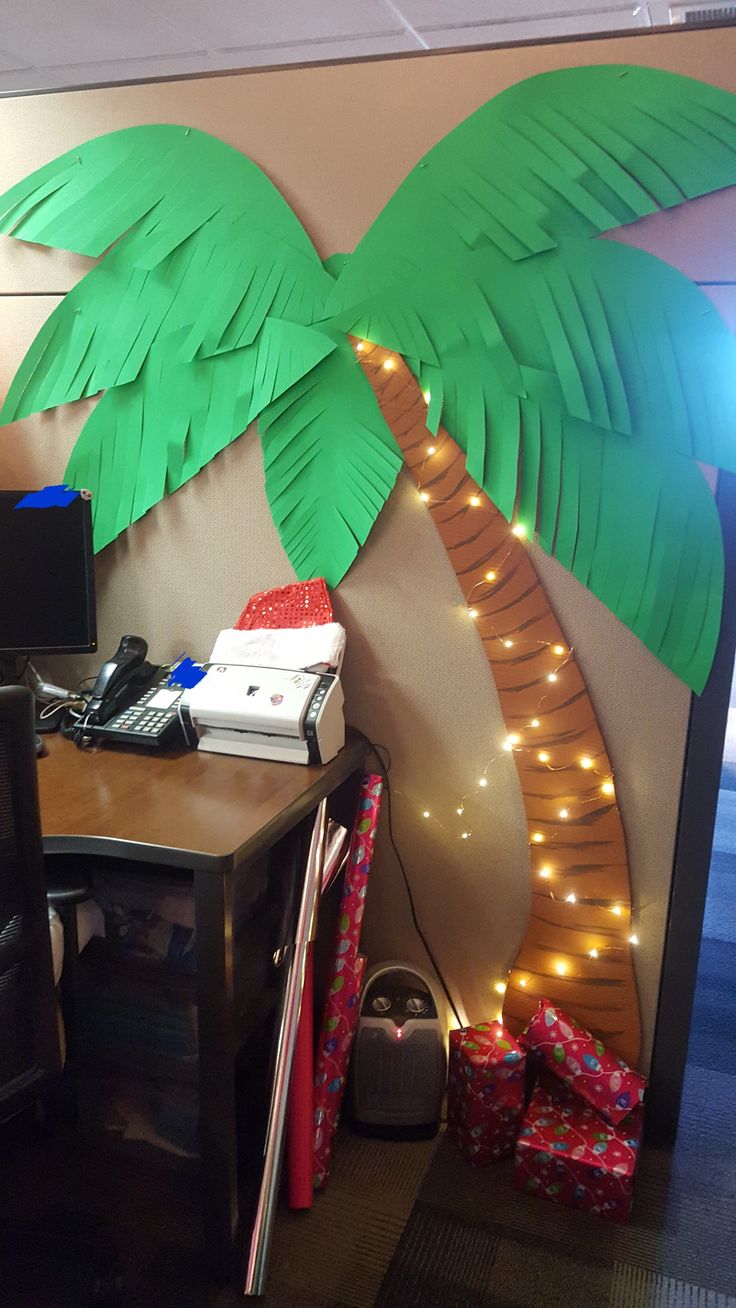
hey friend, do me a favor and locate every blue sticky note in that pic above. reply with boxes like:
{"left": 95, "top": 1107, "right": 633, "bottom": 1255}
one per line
{"left": 168, "top": 657, "right": 207, "bottom": 690}
{"left": 15, "top": 484, "right": 79, "bottom": 509}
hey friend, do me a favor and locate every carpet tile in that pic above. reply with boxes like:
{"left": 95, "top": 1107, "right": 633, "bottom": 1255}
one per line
{"left": 267, "top": 1131, "right": 439, "bottom": 1308}
{"left": 610, "top": 1263, "right": 736, "bottom": 1308}
{"left": 486, "top": 1230, "right": 612, "bottom": 1308}
{"left": 373, "top": 1201, "right": 501, "bottom": 1308}
{"left": 701, "top": 851, "right": 736, "bottom": 944}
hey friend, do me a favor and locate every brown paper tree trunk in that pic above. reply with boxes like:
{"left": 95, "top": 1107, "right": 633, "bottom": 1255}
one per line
{"left": 355, "top": 338, "right": 641, "bottom": 1069}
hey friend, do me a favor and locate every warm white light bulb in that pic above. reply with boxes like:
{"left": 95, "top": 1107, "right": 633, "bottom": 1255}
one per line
{"left": 554, "top": 960, "right": 567, "bottom": 977}
{"left": 538, "top": 866, "right": 552, "bottom": 879}
{"left": 478, "top": 778, "right": 488, "bottom": 788}
{"left": 427, "top": 445, "right": 436, "bottom": 455}
{"left": 456, "top": 806, "right": 464, "bottom": 816}
{"left": 511, "top": 523, "right": 527, "bottom": 538}
{"left": 356, "top": 341, "right": 365, "bottom": 352}
{"left": 461, "top": 831, "right": 470, "bottom": 840}
{"left": 508, "top": 733, "right": 521, "bottom": 745}
{"left": 503, "top": 638, "right": 514, "bottom": 648}
{"left": 531, "top": 719, "right": 541, "bottom": 728}
{"left": 422, "top": 810, "right": 430, "bottom": 818}
{"left": 552, "top": 644, "right": 566, "bottom": 657}
{"left": 485, "top": 570, "right": 497, "bottom": 582}
{"left": 538, "top": 751, "right": 550, "bottom": 764}
{"left": 565, "top": 892, "right": 577, "bottom": 904}
{"left": 494, "top": 981, "right": 507, "bottom": 995}
{"left": 589, "top": 948, "right": 599, "bottom": 960}
{"left": 469, "top": 495, "right": 481, "bottom": 508}
{"left": 468, "top": 608, "right": 479, "bottom": 619}
{"left": 580, "top": 756, "right": 593, "bottom": 770}
{"left": 601, "top": 781, "right": 615, "bottom": 797}
{"left": 629, "top": 933, "right": 639, "bottom": 946}
{"left": 612, "top": 904, "right": 623, "bottom": 917}
{"left": 547, "top": 673, "right": 558, "bottom": 684}
{"left": 423, "top": 390, "right": 431, "bottom": 404}
{"left": 518, "top": 977, "right": 528, "bottom": 987}
{"left": 383, "top": 357, "right": 395, "bottom": 370}
{"left": 559, "top": 808, "right": 569, "bottom": 820}
{"left": 531, "top": 832, "right": 544, "bottom": 844}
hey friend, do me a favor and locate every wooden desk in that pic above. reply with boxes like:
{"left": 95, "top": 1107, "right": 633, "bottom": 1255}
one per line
{"left": 37, "top": 730, "right": 365, "bottom": 1278}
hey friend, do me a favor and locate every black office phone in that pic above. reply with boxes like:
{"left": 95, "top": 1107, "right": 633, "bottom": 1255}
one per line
{"left": 85, "top": 675, "right": 196, "bottom": 749}
{"left": 69, "top": 636, "right": 196, "bottom": 750}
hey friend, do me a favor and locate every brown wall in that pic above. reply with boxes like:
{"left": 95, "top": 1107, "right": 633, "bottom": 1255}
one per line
{"left": 3, "top": 26, "right": 736, "bottom": 1069}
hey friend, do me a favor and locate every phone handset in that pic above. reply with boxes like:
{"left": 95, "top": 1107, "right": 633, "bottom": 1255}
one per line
{"left": 86, "top": 634, "right": 156, "bottom": 725}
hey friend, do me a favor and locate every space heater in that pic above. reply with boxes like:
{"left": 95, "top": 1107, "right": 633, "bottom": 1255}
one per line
{"left": 347, "top": 961, "right": 447, "bottom": 1138}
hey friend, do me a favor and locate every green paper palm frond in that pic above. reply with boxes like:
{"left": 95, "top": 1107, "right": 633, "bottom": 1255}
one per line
{"left": 325, "top": 65, "right": 736, "bottom": 692}
{"left": 3, "top": 68, "right": 736, "bottom": 690}
{"left": 0, "top": 125, "right": 401, "bottom": 576}
{"left": 328, "top": 65, "right": 736, "bottom": 313}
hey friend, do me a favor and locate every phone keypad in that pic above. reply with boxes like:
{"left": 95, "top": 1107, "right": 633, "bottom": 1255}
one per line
{"left": 103, "top": 683, "right": 184, "bottom": 745}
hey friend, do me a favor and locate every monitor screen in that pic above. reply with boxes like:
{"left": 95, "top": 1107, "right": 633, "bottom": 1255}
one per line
{"left": 0, "top": 490, "right": 97, "bottom": 656}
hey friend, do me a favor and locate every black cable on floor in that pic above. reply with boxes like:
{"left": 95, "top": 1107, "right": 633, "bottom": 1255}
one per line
{"left": 347, "top": 725, "right": 464, "bottom": 1029}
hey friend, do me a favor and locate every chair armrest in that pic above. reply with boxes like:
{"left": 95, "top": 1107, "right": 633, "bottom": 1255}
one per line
{"left": 46, "top": 880, "right": 92, "bottom": 906}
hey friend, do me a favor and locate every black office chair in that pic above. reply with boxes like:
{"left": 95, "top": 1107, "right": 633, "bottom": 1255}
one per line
{"left": 0, "top": 685, "right": 89, "bottom": 1123}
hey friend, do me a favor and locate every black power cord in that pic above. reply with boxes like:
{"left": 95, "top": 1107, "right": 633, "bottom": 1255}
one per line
{"left": 347, "top": 725, "right": 463, "bottom": 1029}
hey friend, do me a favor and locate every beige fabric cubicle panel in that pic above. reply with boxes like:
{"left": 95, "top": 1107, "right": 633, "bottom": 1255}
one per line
{"left": 4, "top": 24, "right": 736, "bottom": 1066}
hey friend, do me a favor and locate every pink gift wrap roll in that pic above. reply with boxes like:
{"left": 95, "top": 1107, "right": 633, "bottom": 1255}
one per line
{"left": 313, "top": 953, "right": 367, "bottom": 1189}
{"left": 313, "top": 773, "right": 383, "bottom": 1189}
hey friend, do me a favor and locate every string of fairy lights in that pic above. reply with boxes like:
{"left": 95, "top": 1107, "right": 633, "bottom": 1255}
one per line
{"left": 358, "top": 340, "right": 641, "bottom": 1016}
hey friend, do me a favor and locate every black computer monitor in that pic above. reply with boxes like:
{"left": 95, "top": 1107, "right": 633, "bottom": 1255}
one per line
{"left": 0, "top": 489, "right": 97, "bottom": 657}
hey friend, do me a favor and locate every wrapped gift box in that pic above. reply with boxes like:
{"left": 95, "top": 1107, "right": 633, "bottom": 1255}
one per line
{"left": 514, "top": 1078, "right": 644, "bottom": 1222}
{"left": 448, "top": 1021, "right": 525, "bottom": 1165}
{"left": 520, "top": 999, "right": 647, "bottom": 1126}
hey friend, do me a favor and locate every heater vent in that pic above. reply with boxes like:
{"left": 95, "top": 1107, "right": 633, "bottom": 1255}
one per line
{"left": 671, "top": 3, "right": 736, "bottom": 22}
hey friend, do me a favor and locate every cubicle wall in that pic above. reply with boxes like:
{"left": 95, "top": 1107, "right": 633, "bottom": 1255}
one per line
{"left": 3, "top": 26, "right": 736, "bottom": 1070}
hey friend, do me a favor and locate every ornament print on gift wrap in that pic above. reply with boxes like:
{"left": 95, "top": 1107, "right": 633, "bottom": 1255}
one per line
{"left": 313, "top": 775, "right": 382, "bottom": 1189}
{"left": 448, "top": 1022, "right": 526, "bottom": 1167}
{"left": 514, "top": 1079, "right": 643, "bottom": 1223}
{"left": 520, "top": 1000, "right": 646, "bottom": 1126}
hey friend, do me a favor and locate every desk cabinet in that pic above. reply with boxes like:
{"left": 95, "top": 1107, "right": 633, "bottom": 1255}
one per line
{"left": 73, "top": 852, "right": 282, "bottom": 1167}
{"left": 40, "top": 733, "right": 365, "bottom": 1279}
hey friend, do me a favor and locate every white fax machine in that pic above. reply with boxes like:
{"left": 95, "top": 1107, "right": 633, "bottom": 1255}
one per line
{"left": 181, "top": 663, "right": 345, "bottom": 765}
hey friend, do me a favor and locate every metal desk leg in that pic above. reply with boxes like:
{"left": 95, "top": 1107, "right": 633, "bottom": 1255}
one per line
{"left": 194, "top": 866, "right": 238, "bottom": 1281}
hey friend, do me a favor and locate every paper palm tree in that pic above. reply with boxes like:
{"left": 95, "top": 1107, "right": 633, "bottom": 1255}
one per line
{"left": 3, "top": 65, "right": 736, "bottom": 1063}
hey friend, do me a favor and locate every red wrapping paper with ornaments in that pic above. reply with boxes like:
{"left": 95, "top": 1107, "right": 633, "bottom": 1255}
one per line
{"left": 519, "top": 999, "right": 647, "bottom": 1126}
{"left": 514, "top": 1077, "right": 644, "bottom": 1223}
{"left": 448, "top": 1022, "right": 526, "bottom": 1165}
{"left": 313, "top": 773, "right": 383, "bottom": 1190}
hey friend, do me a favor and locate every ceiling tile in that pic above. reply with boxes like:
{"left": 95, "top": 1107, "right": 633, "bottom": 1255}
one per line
{"left": 211, "top": 32, "right": 421, "bottom": 65}
{"left": 0, "top": 68, "right": 59, "bottom": 94}
{"left": 0, "top": 49, "right": 30, "bottom": 72}
{"left": 414, "top": 6, "right": 650, "bottom": 45}
{"left": 396, "top": 0, "right": 644, "bottom": 23}
{"left": 0, "top": 0, "right": 204, "bottom": 68}
{"left": 145, "top": 0, "right": 408, "bottom": 51}
{"left": 33, "top": 51, "right": 225, "bottom": 92}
